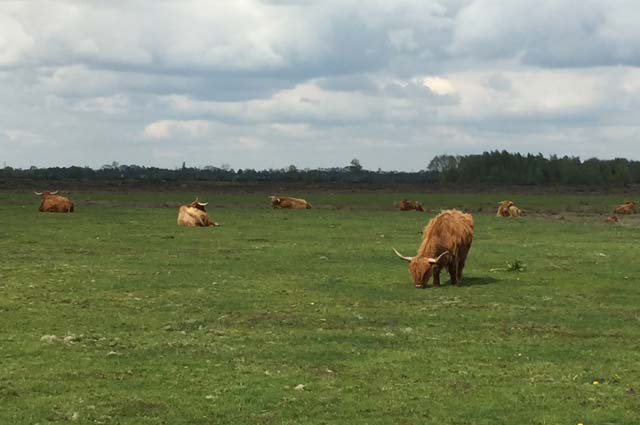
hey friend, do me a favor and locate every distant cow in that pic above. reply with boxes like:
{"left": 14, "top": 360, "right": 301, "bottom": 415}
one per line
{"left": 497, "top": 200, "right": 522, "bottom": 217}
{"left": 269, "top": 196, "right": 311, "bottom": 209}
{"left": 398, "top": 199, "right": 424, "bottom": 212}
{"left": 177, "top": 198, "right": 219, "bottom": 227}
{"left": 393, "top": 209, "right": 474, "bottom": 288}
{"left": 613, "top": 200, "right": 636, "bottom": 215}
{"left": 34, "top": 191, "right": 74, "bottom": 213}
{"left": 603, "top": 215, "right": 619, "bottom": 224}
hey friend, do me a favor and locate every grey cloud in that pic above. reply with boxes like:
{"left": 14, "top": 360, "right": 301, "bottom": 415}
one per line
{"left": 451, "top": 0, "right": 640, "bottom": 68}
{"left": 487, "top": 74, "right": 511, "bottom": 91}
{"left": 2, "top": 0, "right": 640, "bottom": 170}
{"left": 315, "top": 75, "right": 378, "bottom": 93}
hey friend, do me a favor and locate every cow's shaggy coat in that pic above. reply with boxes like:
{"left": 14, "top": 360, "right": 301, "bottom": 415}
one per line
{"left": 177, "top": 199, "right": 218, "bottom": 227}
{"left": 394, "top": 209, "right": 474, "bottom": 288}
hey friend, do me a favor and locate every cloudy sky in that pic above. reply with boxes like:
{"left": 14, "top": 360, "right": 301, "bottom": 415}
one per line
{"left": 1, "top": 0, "right": 640, "bottom": 171}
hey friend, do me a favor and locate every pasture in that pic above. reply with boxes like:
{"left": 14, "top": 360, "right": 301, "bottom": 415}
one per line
{"left": 1, "top": 190, "right": 639, "bottom": 424}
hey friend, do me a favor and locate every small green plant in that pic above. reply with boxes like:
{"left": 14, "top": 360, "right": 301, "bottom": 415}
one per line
{"left": 491, "top": 259, "right": 526, "bottom": 272}
{"left": 506, "top": 259, "right": 526, "bottom": 272}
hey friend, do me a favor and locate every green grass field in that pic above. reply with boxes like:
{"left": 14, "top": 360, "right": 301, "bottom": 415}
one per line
{"left": 1, "top": 190, "right": 639, "bottom": 424}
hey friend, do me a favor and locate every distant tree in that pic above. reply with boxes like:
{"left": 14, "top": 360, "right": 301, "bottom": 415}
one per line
{"left": 427, "top": 155, "right": 460, "bottom": 172}
{"left": 348, "top": 158, "right": 363, "bottom": 172}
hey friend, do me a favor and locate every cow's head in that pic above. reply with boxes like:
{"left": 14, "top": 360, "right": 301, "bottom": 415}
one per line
{"left": 393, "top": 248, "right": 449, "bottom": 288}
{"left": 34, "top": 191, "right": 59, "bottom": 197}
{"left": 269, "top": 196, "right": 281, "bottom": 207}
{"left": 188, "top": 198, "right": 208, "bottom": 211}
{"left": 415, "top": 202, "right": 425, "bottom": 212}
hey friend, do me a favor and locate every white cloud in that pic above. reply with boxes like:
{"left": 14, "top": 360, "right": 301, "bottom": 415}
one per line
{"left": 422, "top": 76, "right": 456, "bottom": 95}
{"left": 0, "top": 11, "right": 34, "bottom": 65}
{"left": 4, "top": 129, "right": 43, "bottom": 146}
{"left": 143, "top": 120, "right": 211, "bottom": 140}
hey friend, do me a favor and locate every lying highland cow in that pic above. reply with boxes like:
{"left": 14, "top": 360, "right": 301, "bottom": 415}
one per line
{"left": 613, "top": 201, "right": 636, "bottom": 215}
{"left": 177, "top": 198, "right": 219, "bottom": 227}
{"left": 497, "top": 200, "right": 522, "bottom": 217}
{"left": 34, "top": 191, "right": 74, "bottom": 213}
{"left": 397, "top": 199, "right": 424, "bottom": 212}
{"left": 603, "top": 215, "right": 619, "bottom": 224}
{"left": 393, "top": 209, "right": 474, "bottom": 288}
{"left": 269, "top": 196, "right": 312, "bottom": 209}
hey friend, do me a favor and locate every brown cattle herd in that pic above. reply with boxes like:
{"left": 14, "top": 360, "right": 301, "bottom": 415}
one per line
{"left": 32, "top": 190, "right": 636, "bottom": 288}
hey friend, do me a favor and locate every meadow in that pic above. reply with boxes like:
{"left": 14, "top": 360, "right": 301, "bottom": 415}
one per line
{"left": 1, "top": 189, "right": 639, "bottom": 424}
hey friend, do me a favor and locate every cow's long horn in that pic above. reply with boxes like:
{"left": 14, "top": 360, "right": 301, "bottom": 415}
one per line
{"left": 51, "top": 190, "right": 59, "bottom": 195}
{"left": 34, "top": 191, "right": 43, "bottom": 195}
{"left": 428, "top": 251, "right": 450, "bottom": 264}
{"left": 393, "top": 248, "right": 413, "bottom": 262}
{"left": 197, "top": 201, "right": 208, "bottom": 206}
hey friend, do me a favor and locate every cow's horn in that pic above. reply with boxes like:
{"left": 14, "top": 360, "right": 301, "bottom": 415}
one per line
{"left": 428, "top": 251, "right": 450, "bottom": 264}
{"left": 197, "top": 201, "right": 208, "bottom": 206}
{"left": 393, "top": 248, "right": 413, "bottom": 262}
{"left": 51, "top": 190, "right": 59, "bottom": 195}
{"left": 34, "top": 191, "right": 43, "bottom": 195}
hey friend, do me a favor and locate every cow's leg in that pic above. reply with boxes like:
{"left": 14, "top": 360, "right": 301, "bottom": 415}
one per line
{"left": 448, "top": 262, "right": 459, "bottom": 286}
{"left": 457, "top": 258, "right": 466, "bottom": 284}
{"left": 432, "top": 266, "right": 441, "bottom": 287}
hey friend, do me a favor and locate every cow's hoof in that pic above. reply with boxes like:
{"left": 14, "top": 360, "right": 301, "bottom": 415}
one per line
{"left": 415, "top": 284, "right": 425, "bottom": 289}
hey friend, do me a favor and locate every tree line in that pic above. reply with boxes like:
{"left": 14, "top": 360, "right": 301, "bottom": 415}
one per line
{"left": 2, "top": 152, "right": 640, "bottom": 187}
{"left": 428, "top": 151, "right": 640, "bottom": 186}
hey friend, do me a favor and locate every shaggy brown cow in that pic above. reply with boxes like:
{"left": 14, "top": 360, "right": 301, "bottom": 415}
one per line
{"left": 393, "top": 209, "right": 474, "bottom": 288}
{"left": 177, "top": 198, "right": 219, "bottom": 227}
{"left": 398, "top": 199, "right": 424, "bottom": 212}
{"left": 508, "top": 205, "right": 523, "bottom": 217}
{"left": 603, "top": 215, "right": 619, "bottom": 224}
{"left": 497, "top": 200, "right": 522, "bottom": 217}
{"left": 269, "top": 196, "right": 311, "bottom": 209}
{"left": 613, "top": 200, "right": 636, "bottom": 214}
{"left": 34, "top": 191, "right": 74, "bottom": 213}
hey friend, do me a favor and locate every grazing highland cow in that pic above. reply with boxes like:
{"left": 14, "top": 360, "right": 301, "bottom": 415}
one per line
{"left": 393, "top": 209, "right": 474, "bottom": 288}
{"left": 34, "top": 191, "right": 74, "bottom": 213}
{"left": 177, "top": 198, "right": 219, "bottom": 227}
{"left": 497, "top": 200, "right": 522, "bottom": 217}
{"left": 398, "top": 199, "right": 424, "bottom": 212}
{"left": 613, "top": 201, "right": 636, "bottom": 215}
{"left": 269, "top": 196, "right": 311, "bottom": 209}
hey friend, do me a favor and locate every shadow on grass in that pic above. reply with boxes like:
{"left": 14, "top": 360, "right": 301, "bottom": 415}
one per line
{"left": 461, "top": 276, "right": 498, "bottom": 287}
